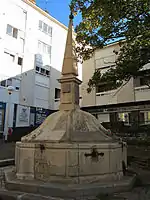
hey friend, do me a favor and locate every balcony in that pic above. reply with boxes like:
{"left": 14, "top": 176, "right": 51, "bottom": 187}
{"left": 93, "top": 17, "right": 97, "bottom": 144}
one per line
{"left": 135, "top": 86, "right": 150, "bottom": 101}
{"left": 96, "top": 89, "right": 117, "bottom": 105}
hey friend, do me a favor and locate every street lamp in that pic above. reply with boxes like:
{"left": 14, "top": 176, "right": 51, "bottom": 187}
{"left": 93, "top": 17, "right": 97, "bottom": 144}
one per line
{"left": 7, "top": 86, "right": 15, "bottom": 95}
{"left": 4, "top": 86, "right": 15, "bottom": 142}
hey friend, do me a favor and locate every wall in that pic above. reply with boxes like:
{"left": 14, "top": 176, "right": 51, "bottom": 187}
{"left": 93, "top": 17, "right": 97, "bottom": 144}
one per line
{"left": 81, "top": 42, "right": 136, "bottom": 107}
{"left": 34, "top": 73, "right": 50, "bottom": 109}
{"left": 81, "top": 57, "right": 96, "bottom": 106}
{"left": 0, "top": 86, "right": 19, "bottom": 104}
{"left": 0, "top": 0, "right": 26, "bottom": 78}
{"left": 49, "top": 67, "right": 61, "bottom": 110}
{"left": 0, "top": 0, "right": 68, "bottom": 82}
{"left": 19, "top": 69, "right": 35, "bottom": 106}
{"left": 135, "top": 87, "right": 150, "bottom": 101}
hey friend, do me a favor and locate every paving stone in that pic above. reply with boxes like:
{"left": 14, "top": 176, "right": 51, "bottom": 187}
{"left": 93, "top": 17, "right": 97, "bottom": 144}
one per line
{"left": 21, "top": 194, "right": 62, "bottom": 200}
{"left": 0, "top": 189, "right": 20, "bottom": 200}
{"left": 0, "top": 142, "right": 15, "bottom": 160}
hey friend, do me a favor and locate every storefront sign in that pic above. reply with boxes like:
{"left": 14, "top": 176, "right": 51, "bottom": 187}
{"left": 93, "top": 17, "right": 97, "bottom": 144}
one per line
{"left": 16, "top": 105, "right": 30, "bottom": 127}
{"left": 35, "top": 108, "right": 51, "bottom": 125}
{"left": 0, "top": 102, "right": 6, "bottom": 132}
{"left": 30, "top": 107, "right": 36, "bottom": 126}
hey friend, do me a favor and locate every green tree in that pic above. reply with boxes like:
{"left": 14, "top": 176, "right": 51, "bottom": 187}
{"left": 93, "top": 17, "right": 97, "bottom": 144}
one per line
{"left": 70, "top": 0, "right": 150, "bottom": 92}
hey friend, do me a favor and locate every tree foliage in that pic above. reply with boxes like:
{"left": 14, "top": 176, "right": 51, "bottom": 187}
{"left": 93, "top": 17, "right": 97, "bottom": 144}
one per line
{"left": 70, "top": 0, "right": 150, "bottom": 92}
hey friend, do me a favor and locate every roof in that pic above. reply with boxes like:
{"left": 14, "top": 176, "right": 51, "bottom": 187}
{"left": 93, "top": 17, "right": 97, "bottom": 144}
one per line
{"left": 140, "top": 63, "right": 150, "bottom": 71}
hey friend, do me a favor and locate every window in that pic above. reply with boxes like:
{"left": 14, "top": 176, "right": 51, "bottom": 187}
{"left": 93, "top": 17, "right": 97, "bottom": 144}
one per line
{"left": 55, "top": 88, "right": 60, "bottom": 99}
{"left": 7, "top": 78, "right": 12, "bottom": 87}
{"left": 48, "top": 26, "right": 52, "bottom": 37}
{"left": 43, "top": 23, "right": 48, "bottom": 33}
{"left": 36, "top": 66, "right": 40, "bottom": 72}
{"left": 41, "top": 68, "right": 45, "bottom": 74}
{"left": 35, "top": 66, "right": 50, "bottom": 76}
{"left": 6, "top": 25, "right": 13, "bottom": 35}
{"left": 6, "top": 24, "right": 18, "bottom": 38}
{"left": 43, "top": 43, "right": 46, "bottom": 53}
{"left": 38, "top": 41, "right": 41, "bottom": 49}
{"left": 118, "top": 112, "right": 131, "bottom": 125}
{"left": 46, "top": 70, "right": 50, "bottom": 76}
{"left": 39, "top": 20, "right": 42, "bottom": 30}
{"left": 38, "top": 41, "right": 51, "bottom": 55}
{"left": 16, "top": 87, "right": 19, "bottom": 90}
{"left": 38, "top": 20, "right": 52, "bottom": 37}
{"left": 47, "top": 46, "right": 51, "bottom": 54}
{"left": 13, "top": 28, "right": 18, "bottom": 39}
{"left": 0, "top": 79, "right": 13, "bottom": 87}
{"left": 139, "top": 111, "right": 150, "bottom": 124}
{"left": 140, "top": 76, "right": 150, "bottom": 86}
{"left": 18, "top": 57, "right": 23, "bottom": 66}
{"left": 134, "top": 77, "right": 150, "bottom": 87}
{"left": 0, "top": 80, "right": 6, "bottom": 87}
{"left": 96, "top": 83, "right": 114, "bottom": 93}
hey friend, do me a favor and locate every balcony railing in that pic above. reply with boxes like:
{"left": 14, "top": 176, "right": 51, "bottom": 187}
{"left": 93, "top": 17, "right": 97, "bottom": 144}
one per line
{"left": 134, "top": 86, "right": 150, "bottom": 91}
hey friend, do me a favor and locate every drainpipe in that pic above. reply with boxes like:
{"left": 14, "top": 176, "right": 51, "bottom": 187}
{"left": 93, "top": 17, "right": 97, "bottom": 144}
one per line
{"left": 19, "top": 10, "right": 27, "bottom": 105}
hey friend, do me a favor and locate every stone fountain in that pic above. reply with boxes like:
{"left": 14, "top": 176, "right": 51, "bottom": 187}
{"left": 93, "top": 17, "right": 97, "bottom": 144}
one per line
{"left": 4, "top": 13, "right": 135, "bottom": 199}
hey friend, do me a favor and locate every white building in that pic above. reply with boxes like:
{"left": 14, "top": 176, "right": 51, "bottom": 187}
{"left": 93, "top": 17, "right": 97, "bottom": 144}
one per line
{"left": 0, "top": 0, "right": 82, "bottom": 137}
{"left": 0, "top": 0, "right": 68, "bottom": 107}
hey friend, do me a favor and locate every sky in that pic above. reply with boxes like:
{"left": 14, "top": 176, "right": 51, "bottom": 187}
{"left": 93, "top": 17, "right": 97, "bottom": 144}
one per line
{"left": 36, "top": 0, "right": 81, "bottom": 27}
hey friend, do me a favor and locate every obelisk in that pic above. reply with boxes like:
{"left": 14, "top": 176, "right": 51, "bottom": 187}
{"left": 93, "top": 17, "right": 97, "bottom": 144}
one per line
{"left": 58, "top": 12, "right": 82, "bottom": 111}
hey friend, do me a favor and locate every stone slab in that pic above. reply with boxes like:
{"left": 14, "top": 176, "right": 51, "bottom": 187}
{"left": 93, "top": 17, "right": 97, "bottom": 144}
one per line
{"left": 4, "top": 169, "right": 137, "bottom": 199}
{"left": 0, "top": 189, "right": 63, "bottom": 200}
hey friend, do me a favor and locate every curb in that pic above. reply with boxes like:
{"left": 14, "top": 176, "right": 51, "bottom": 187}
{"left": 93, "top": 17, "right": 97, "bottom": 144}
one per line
{"left": 4, "top": 169, "right": 137, "bottom": 198}
{"left": 0, "top": 159, "right": 15, "bottom": 168}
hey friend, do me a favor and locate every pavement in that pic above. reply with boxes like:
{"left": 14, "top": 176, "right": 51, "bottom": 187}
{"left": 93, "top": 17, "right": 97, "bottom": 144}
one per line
{"left": 0, "top": 142, "right": 15, "bottom": 160}
{"left": 111, "top": 186, "right": 150, "bottom": 200}
{"left": 0, "top": 185, "right": 150, "bottom": 200}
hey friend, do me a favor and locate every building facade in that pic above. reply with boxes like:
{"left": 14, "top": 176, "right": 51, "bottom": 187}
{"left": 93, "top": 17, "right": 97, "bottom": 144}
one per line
{"left": 81, "top": 42, "right": 150, "bottom": 129}
{"left": 0, "top": 0, "right": 69, "bottom": 108}
{"left": 0, "top": 0, "right": 82, "bottom": 138}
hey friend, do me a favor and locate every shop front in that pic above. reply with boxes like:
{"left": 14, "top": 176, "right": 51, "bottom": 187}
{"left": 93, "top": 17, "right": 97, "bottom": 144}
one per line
{"left": 0, "top": 102, "right": 6, "bottom": 138}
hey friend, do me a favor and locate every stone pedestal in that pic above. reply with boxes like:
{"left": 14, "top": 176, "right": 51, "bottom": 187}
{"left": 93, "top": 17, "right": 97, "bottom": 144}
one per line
{"left": 15, "top": 141, "right": 127, "bottom": 183}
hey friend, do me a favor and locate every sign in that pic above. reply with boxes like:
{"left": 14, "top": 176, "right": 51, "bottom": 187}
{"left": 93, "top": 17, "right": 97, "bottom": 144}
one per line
{"left": 35, "top": 108, "right": 51, "bottom": 125}
{"left": 30, "top": 107, "right": 36, "bottom": 126}
{"left": 16, "top": 105, "right": 30, "bottom": 127}
{"left": 0, "top": 102, "right": 5, "bottom": 132}
{"left": 0, "top": 110, "right": 3, "bottom": 132}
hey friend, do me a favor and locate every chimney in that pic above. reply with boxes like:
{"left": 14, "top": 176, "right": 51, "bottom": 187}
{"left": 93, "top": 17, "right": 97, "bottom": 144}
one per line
{"left": 29, "top": 0, "right": 36, "bottom": 4}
